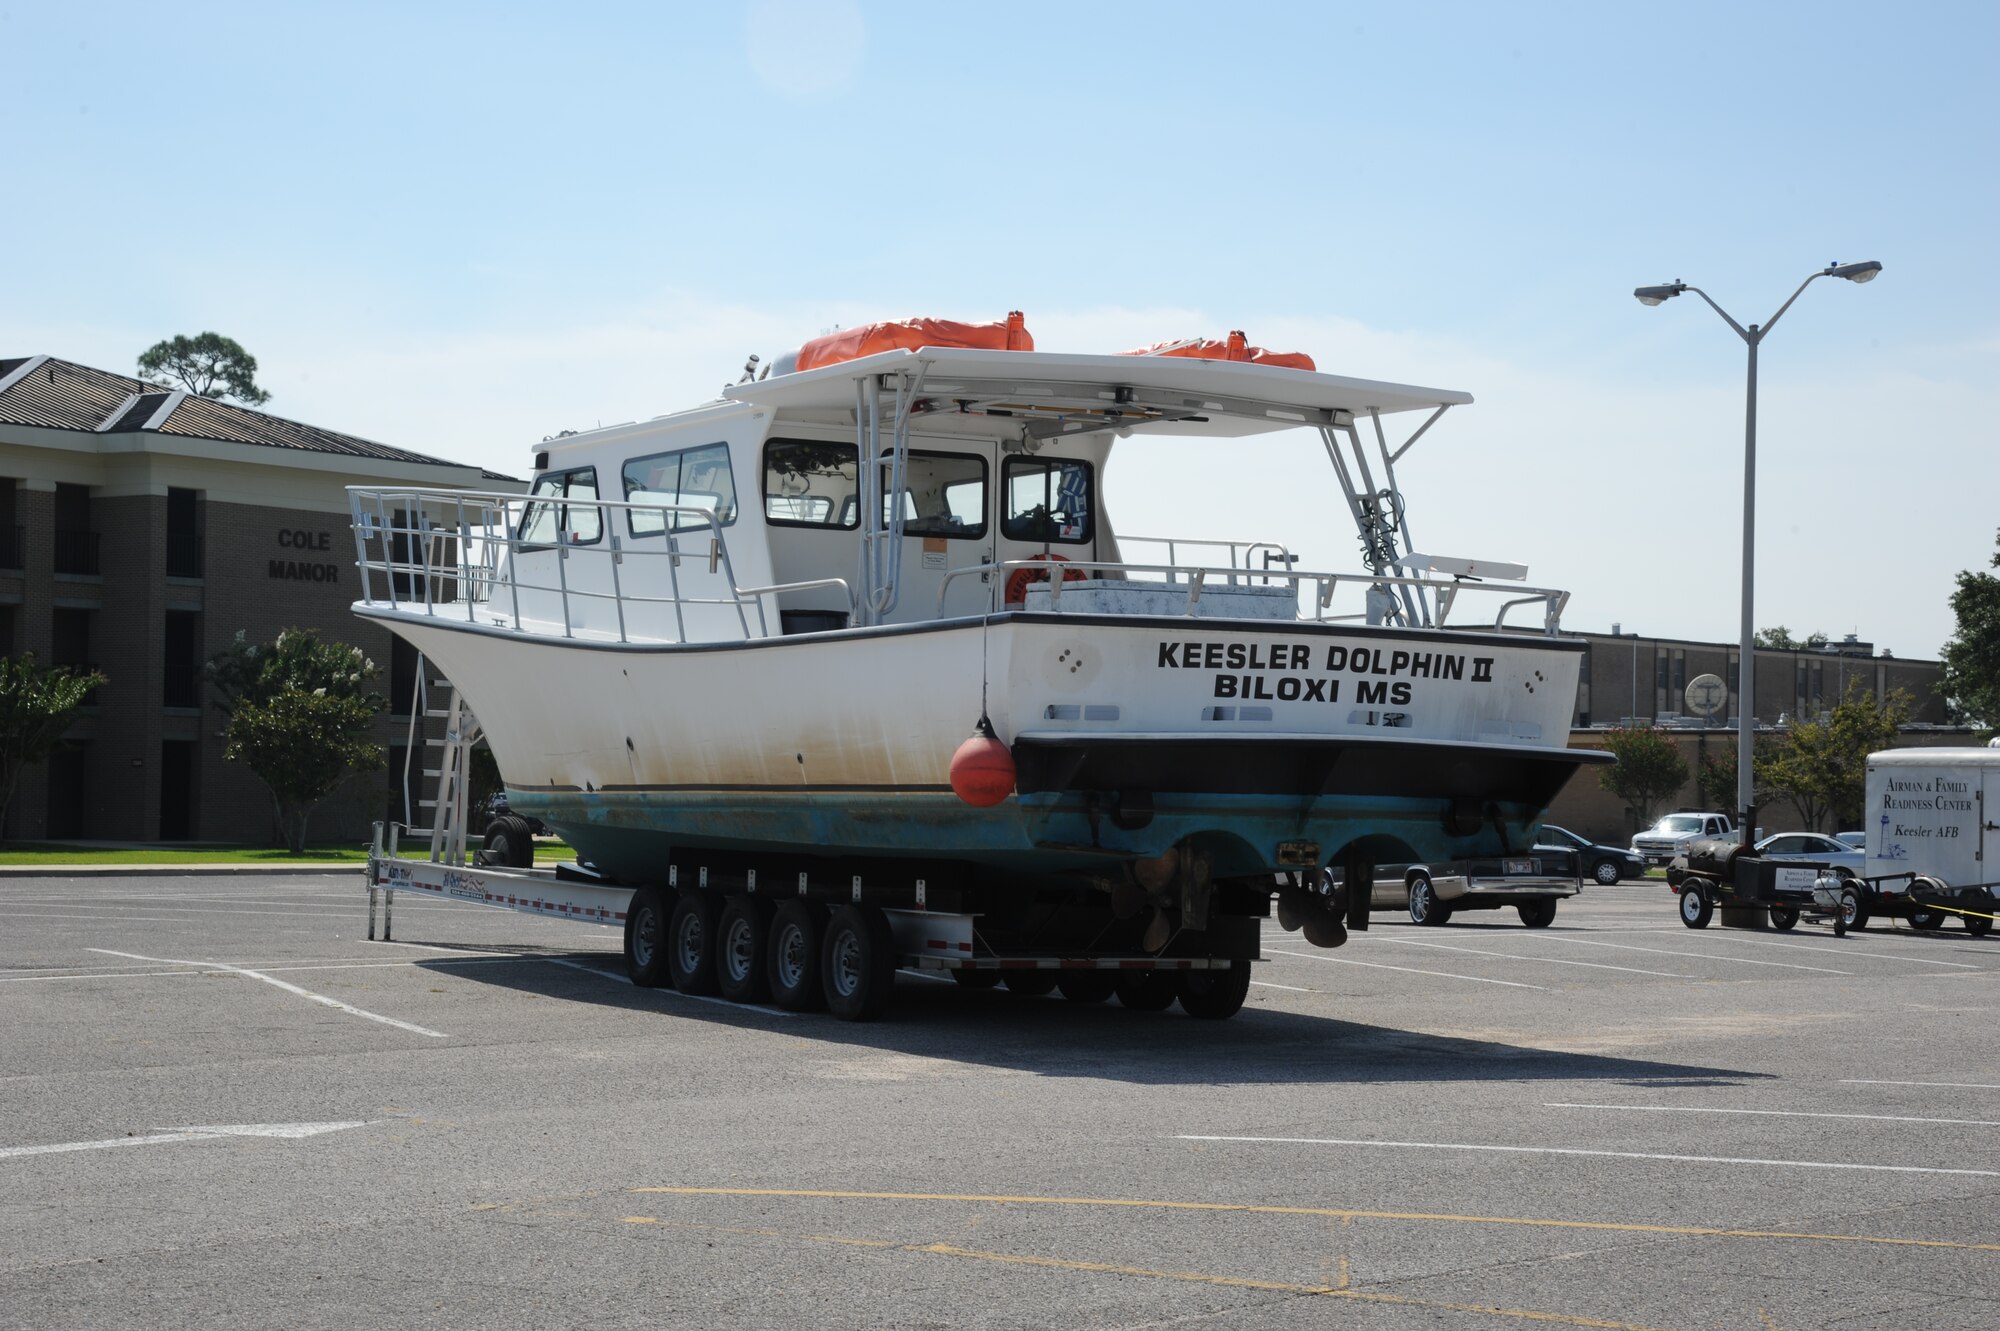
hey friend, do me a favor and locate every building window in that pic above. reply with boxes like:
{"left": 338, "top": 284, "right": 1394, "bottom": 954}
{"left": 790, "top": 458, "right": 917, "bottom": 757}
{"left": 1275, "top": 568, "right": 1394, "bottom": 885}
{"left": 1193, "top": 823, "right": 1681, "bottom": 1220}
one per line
{"left": 166, "top": 488, "right": 203, "bottom": 578}
{"left": 0, "top": 478, "right": 19, "bottom": 570}
{"left": 164, "top": 611, "right": 201, "bottom": 708}
{"left": 54, "top": 483, "right": 98, "bottom": 575}
{"left": 52, "top": 607, "right": 97, "bottom": 705}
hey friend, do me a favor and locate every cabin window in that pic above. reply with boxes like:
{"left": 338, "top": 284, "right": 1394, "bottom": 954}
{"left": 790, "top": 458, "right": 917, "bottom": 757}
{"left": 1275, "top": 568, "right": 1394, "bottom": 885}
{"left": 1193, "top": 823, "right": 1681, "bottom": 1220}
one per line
{"left": 1002, "top": 457, "right": 1094, "bottom": 544}
{"left": 763, "top": 442, "right": 986, "bottom": 538}
{"left": 885, "top": 451, "right": 987, "bottom": 539}
{"left": 517, "top": 467, "right": 602, "bottom": 546}
{"left": 765, "top": 439, "right": 860, "bottom": 529}
{"left": 624, "top": 443, "right": 737, "bottom": 536}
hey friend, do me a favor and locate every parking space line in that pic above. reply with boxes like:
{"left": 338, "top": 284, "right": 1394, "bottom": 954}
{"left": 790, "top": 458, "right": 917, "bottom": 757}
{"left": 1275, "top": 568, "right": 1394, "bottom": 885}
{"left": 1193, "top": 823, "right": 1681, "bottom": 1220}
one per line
{"left": 1248, "top": 979, "right": 1314, "bottom": 992}
{"left": 1174, "top": 1135, "right": 2000, "bottom": 1177}
{"left": 1634, "top": 934, "right": 1982, "bottom": 970}
{"left": 1264, "top": 947, "right": 1549, "bottom": 990}
{"left": 1382, "top": 938, "right": 1695, "bottom": 978}
{"left": 1521, "top": 935, "right": 1853, "bottom": 975}
{"left": 628, "top": 1185, "right": 2000, "bottom": 1252}
{"left": 1842, "top": 1079, "right": 2000, "bottom": 1091}
{"left": 1547, "top": 1103, "right": 2000, "bottom": 1127}
{"left": 540, "top": 956, "right": 801, "bottom": 1018}
{"left": 88, "top": 948, "right": 449, "bottom": 1038}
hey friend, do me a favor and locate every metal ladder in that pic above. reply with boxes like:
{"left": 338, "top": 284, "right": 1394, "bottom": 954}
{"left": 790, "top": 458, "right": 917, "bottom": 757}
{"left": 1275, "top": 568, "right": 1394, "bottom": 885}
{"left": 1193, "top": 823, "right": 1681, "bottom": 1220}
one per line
{"left": 394, "top": 654, "right": 482, "bottom": 866}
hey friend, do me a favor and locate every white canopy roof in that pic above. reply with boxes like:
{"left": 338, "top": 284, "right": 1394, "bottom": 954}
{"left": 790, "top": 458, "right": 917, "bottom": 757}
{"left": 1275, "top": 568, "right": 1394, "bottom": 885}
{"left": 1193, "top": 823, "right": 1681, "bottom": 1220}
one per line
{"left": 723, "top": 348, "right": 1471, "bottom": 438}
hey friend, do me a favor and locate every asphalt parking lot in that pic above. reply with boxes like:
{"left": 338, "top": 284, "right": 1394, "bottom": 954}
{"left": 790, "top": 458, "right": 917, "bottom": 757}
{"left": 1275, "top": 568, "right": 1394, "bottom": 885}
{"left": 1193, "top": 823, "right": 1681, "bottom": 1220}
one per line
{"left": 2, "top": 873, "right": 1995, "bottom": 1330}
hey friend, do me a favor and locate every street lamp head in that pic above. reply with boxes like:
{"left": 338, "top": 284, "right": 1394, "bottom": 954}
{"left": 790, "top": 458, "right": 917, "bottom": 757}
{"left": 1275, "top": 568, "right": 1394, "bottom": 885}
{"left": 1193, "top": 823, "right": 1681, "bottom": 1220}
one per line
{"left": 1634, "top": 282, "right": 1687, "bottom": 307}
{"left": 1826, "top": 260, "right": 1883, "bottom": 283}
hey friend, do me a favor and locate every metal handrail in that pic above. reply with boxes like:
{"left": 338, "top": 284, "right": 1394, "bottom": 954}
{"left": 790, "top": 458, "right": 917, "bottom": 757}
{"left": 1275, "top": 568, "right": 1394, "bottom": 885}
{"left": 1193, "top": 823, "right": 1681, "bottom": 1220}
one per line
{"left": 937, "top": 558, "right": 1571, "bottom": 633}
{"left": 347, "top": 486, "right": 853, "bottom": 645}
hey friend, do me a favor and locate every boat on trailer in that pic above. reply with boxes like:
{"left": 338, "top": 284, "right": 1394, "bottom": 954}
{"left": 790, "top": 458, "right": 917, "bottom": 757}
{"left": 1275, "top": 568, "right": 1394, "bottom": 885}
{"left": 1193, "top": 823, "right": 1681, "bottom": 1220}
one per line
{"left": 351, "top": 316, "right": 1606, "bottom": 1019}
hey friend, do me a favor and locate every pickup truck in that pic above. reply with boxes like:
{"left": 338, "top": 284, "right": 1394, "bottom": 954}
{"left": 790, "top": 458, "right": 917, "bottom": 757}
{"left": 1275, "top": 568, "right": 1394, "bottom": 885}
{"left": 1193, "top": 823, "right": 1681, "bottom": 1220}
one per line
{"left": 1370, "top": 853, "right": 1583, "bottom": 927}
{"left": 1632, "top": 812, "right": 1735, "bottom": 867}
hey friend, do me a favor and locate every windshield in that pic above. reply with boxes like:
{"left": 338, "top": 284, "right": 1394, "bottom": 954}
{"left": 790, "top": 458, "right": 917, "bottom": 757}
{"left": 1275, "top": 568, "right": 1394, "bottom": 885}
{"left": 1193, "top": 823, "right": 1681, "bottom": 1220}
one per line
{"left": 1655, "top": 815, "right": 1704, "bottom": 834}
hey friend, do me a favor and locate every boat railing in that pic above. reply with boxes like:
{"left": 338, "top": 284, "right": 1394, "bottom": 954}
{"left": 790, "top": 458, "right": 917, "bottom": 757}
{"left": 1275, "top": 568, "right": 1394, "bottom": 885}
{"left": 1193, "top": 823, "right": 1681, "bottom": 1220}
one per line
{"left": 346, "top": 486, "right": 852, "bottom": 644}
{"left": 1116, "top": 536, "right": 1298, "bottom": 584}
{"left": 938, "top": 559, "right": 1571, "bottom": 633}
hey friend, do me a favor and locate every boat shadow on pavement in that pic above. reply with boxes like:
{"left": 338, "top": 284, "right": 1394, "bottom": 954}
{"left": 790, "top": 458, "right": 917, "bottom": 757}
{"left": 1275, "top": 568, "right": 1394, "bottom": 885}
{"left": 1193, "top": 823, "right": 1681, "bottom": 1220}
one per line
{"left": 409, "top": 944, "right": 1769, "bottom": 1091}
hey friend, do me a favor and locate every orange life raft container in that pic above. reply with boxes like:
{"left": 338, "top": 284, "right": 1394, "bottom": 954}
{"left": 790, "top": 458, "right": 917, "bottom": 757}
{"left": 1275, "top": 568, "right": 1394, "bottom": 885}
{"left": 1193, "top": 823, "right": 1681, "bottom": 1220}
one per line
{"left": 1116, "top": 329, "right": 1315, "bottom": 372}
{"left": 795, "top": 311, "right": 1034, "bottom": 373}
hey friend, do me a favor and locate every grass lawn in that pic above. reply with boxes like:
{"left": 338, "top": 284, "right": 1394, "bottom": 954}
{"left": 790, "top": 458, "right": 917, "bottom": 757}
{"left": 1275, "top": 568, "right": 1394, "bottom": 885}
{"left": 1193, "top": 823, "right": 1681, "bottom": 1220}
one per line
{"left": 0, "top": 840, "right": 575, "bottom": 866}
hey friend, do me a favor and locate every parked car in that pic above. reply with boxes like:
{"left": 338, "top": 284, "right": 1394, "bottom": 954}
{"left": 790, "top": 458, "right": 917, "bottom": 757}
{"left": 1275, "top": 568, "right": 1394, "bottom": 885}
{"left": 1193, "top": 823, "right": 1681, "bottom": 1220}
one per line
{"left": 1753, "top": 831, "right": 1864, "bottom": 874}
{"left": 1535, "top": 824, "right": 1645, "bottom": 885}
{"left": 1631, "top": 811, "right": 1735, "bottom": 865}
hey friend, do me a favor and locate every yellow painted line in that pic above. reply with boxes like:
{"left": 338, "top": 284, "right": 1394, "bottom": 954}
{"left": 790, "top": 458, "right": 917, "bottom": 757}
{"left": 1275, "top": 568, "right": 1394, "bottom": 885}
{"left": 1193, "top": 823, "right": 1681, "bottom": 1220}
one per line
{"left": 618, "top": 1213, "right": 1684, "bottom": 1331}
{"left": 628, "top": 1185, "right": 2000, "bottom": 1253}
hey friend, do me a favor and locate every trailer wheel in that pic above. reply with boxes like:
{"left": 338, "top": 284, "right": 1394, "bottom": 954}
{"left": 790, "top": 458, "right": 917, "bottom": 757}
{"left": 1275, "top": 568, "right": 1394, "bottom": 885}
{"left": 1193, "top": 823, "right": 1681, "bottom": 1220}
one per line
{"left": 1176, "top": 960, "right": 1251, "bottom": 1020}
{"left": 1679, "top": 881, "right": 1714, "bottom": 929}
{"left": 480, "top": 815, "right": 535, "bottom": 869}
{"left": 715, "top": 896, "right": 772, "bottom": 1004}
{"left": 821, "top": 905, "right": 896, "bottom": 1022}
{"left": 624, "top": 886, "right": 673, "bottom": 988}
{"left": 1114, "top": 970, "right": 1178, "bottom": 1011}
{"left": 667, "top": 892, "right": 720, "bottom": 996}
{"left": 767, "top": 901, "right": 827, "bottom": 1012}
{"left": 1002, "top": 971, "right": 1057, "bottom": 997}
{"left": 1056, "top": 971, "right": 1117, "bottom": 1004}
{"left": 1908, "top": 905, "right": 1947, "bottom": 931}
{"left": 1841, "top": 886, "right": 1869, "bottom": 932}
{"left": 1768, "top": 906, "right": 1799, "bottom": 931}
{"left": 1517, "top": 899, "right": 1558, "bottom": 928}
{"left": 949, "top": 968, "right": 1001, "bottom": 990}
{"left": 1967, "top": 913, "right": 1992, "bottom": 938}
{"left": 1408, "top": 874, "right": 1451, "bottom": 926}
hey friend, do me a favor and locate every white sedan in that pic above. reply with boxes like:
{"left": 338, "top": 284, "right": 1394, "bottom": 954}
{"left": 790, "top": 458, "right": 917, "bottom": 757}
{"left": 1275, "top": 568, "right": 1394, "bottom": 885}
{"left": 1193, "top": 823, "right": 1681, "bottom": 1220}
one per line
{"left": 1755, "top": 832, "right": 1865, "bottom": 873}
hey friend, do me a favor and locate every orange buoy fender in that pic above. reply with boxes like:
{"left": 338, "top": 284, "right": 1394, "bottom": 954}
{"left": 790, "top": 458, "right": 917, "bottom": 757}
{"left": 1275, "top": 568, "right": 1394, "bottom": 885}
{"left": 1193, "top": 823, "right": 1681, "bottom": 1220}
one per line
{"left": 949, "top": 718, "right": 1016, "bottom": 807}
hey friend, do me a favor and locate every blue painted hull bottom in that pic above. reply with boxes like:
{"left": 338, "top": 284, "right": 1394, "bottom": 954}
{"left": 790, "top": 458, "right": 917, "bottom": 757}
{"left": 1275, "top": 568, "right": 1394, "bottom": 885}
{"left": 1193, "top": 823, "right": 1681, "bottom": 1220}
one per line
{"left": 509, "top": 787, "right": 1555, "bottom": 885}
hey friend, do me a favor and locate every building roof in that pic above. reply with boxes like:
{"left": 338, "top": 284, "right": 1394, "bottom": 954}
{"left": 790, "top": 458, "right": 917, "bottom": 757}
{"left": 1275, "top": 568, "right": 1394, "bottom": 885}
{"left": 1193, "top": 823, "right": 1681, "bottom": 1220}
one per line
{"left": 0, "top": 355, "right": 474, "bottom": 470}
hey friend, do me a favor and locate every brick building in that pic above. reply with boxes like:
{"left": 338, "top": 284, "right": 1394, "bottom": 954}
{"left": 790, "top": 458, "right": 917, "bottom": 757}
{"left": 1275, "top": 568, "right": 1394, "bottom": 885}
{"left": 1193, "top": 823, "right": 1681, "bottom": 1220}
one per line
{"left": 0, "top": 354, "right": 514, "bottom": 843}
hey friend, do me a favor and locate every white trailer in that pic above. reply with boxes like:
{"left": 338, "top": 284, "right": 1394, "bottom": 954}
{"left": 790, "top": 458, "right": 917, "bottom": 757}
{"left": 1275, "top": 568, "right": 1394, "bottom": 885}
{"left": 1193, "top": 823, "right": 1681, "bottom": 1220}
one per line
{"left": 1859, "top": 747, "right": 2000, "bottom": 935}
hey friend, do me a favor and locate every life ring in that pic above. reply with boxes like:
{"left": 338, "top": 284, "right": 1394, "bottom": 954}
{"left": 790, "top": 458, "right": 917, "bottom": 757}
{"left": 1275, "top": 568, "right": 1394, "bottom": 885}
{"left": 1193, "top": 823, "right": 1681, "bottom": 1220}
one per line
{"left": 1005, "top": 553, "right": 1087, "bottom": 606}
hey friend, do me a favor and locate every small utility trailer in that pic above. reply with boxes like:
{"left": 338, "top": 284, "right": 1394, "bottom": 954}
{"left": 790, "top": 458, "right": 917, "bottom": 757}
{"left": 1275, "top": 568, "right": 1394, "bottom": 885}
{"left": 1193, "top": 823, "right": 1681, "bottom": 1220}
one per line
{"left": 1669, "top": 840, "right": 1854, "bottom": 936}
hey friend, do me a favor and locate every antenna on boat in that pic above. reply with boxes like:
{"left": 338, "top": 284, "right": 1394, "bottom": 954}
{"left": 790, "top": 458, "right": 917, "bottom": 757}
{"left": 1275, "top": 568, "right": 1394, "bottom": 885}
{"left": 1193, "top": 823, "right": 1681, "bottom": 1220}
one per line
{"left": 730, "top": 354, "right": 761, "bottom": 390}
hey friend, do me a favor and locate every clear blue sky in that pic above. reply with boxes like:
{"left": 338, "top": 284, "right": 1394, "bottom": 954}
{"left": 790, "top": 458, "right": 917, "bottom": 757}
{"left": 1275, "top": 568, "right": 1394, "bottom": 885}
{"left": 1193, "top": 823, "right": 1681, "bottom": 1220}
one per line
{"left": 7, "top": 1, "right": 1996, "bottom": 662}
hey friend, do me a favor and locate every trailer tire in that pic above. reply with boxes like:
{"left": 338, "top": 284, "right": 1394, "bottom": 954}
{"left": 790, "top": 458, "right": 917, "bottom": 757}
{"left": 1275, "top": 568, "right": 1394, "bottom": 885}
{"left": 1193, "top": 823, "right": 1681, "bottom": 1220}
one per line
{"left": 1908, "top": 905, "right": 1947, "bottom": 931}
{"left": 1408, "top": 874, "right": 1451, "bottom": 926}
{"left": 667, "top": 892, "right": 720, "bottom": 996}
{"left": 767, "top": 901, "right": 827, "bottom": 1012}
{"left": 1967, "top": 913, "right": 1992, "bottom": 938}
{"left": 624, "top": 886, "right": 673, "bottom": 988}
{"left": 1841, "top": 887, "right": 1869, "bottom": 932}
{"left": 821, "top": 905, "right": 896, "bottom": 1022}
{"left": 949, "top": 968, "right": 1001, "bottom": 990}
{"left": 1679, "top": 881, "right": 1714, "bottom": 929}
{"left": 715, "top": 896, "right": 772, "bottom": 1004}
{"left": 1114, "top": 970, "right": 1178, "bottom": 1011}
{"left": 481, "top": 815, "right": 535, "bottom": 869}
{"left": 1002, "top": 971, "right": 1058, "bottom": 997}
{"left": 1517, "top": 899, "right": 1558, "bottom": 928}
{"left": 1768, "top": 905, "right": 1799, "bottom": 931}
{"left": 1056, "top": 971, "right": 1117, "bottom": 1004}
{"left": 1176, "top": 960, "right": 1251, "bottom": 1020}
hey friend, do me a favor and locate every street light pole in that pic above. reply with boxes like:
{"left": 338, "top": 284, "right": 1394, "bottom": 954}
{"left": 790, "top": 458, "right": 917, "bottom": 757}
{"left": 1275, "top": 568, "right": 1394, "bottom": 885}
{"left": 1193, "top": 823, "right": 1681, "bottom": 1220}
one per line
{"left": 1634, "top": 261, "right": 1881, "bottom": 845}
